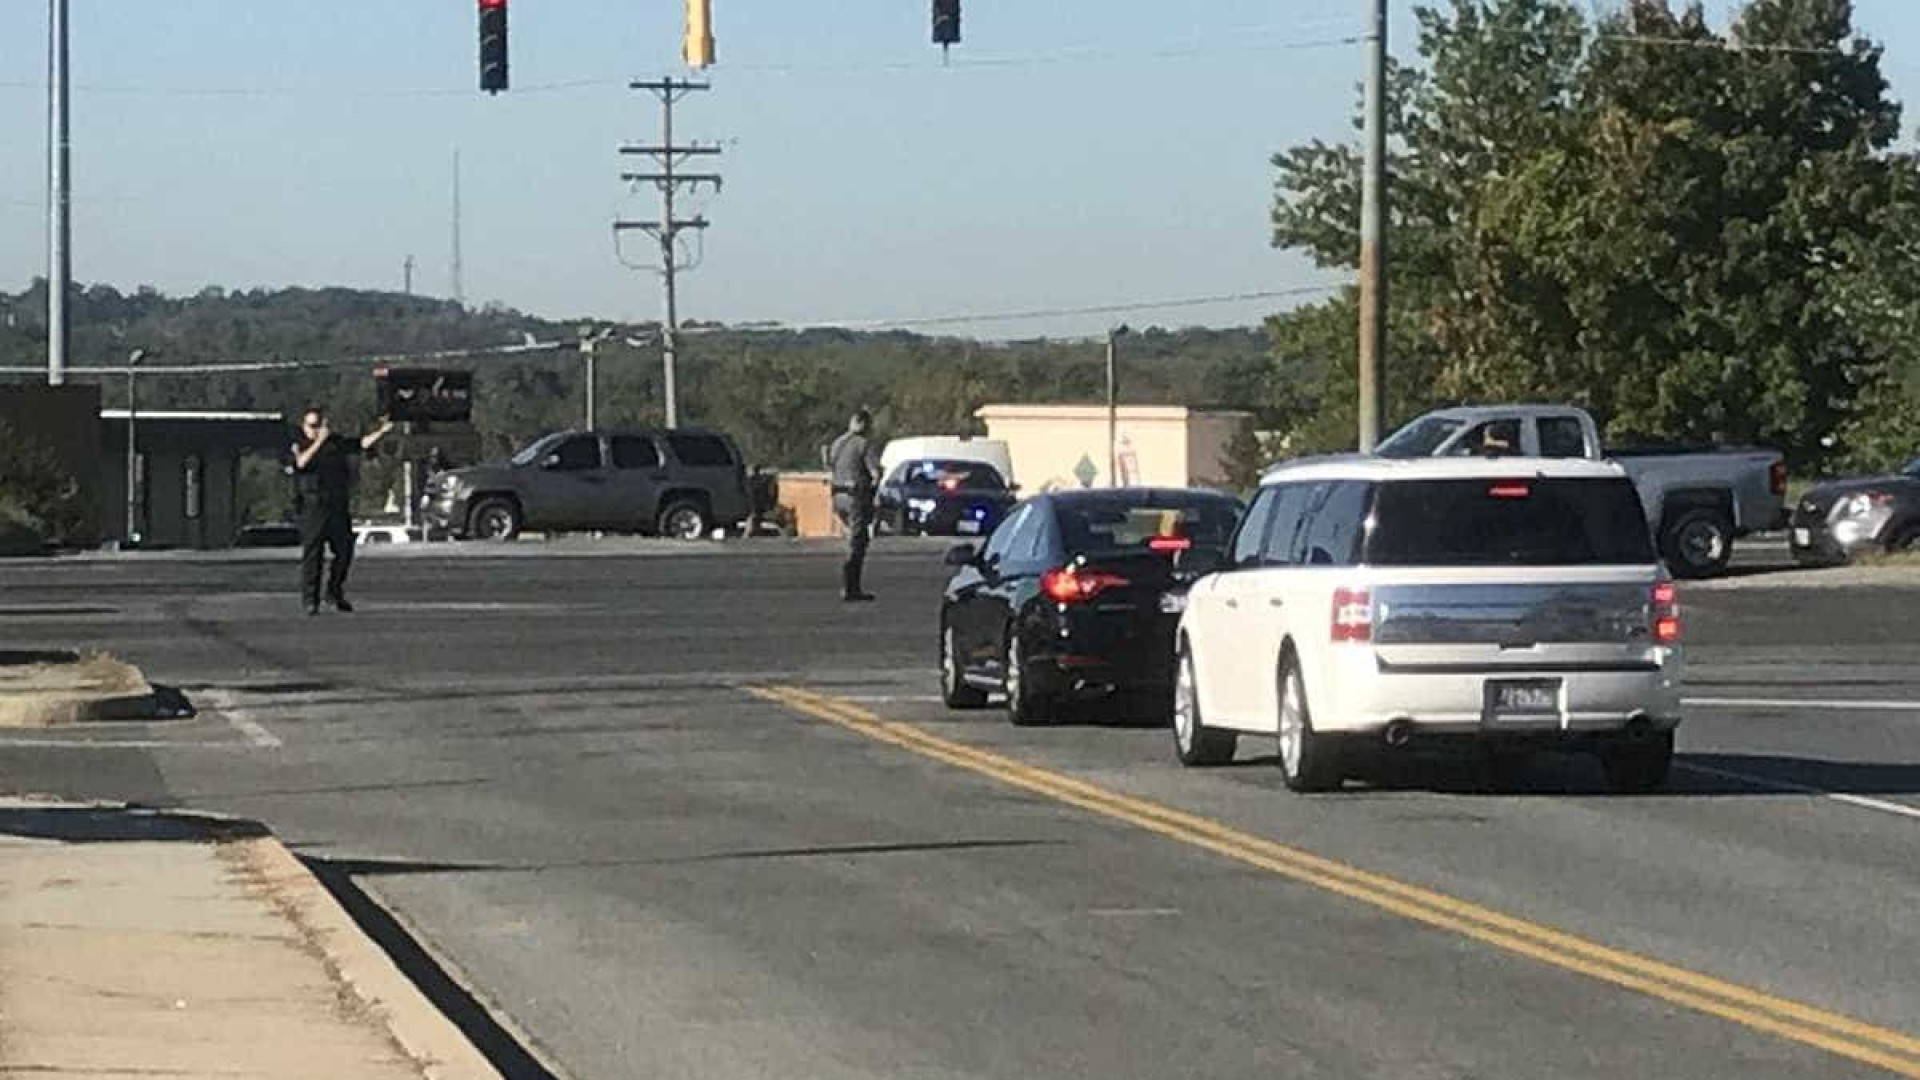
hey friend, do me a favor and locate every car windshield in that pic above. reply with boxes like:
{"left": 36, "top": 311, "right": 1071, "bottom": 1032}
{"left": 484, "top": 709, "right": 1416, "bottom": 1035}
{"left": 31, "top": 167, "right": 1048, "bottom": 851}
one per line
{"left": 1367, "top": 477, "right": 1655, "bottom": 566}
{"left": 1904, "top": 457, "right": 1920, "bottom": 478}
{"left": 510, "top": 434, "right": 565, "bottom": 467}
{"left": 1377, "top": 415, "right": 1467, "bottom": 458}
{"left": 1056, "top": 494, "right": 1241, "bottom": 556}
{"left": 890, "top": 460, "right": 1007, "bottom": 492}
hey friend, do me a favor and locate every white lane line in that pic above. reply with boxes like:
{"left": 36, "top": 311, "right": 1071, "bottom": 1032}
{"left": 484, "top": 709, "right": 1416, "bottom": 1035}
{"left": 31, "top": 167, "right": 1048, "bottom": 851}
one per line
{"left": 1086, "top": 907, "right": 1182, "bottom": 918}
{"left": 1676, "top": 762, "right": 1920, "bottom": 822}
{"left": 206, "top": 690, "right": 283, "bottom": 748}
{"left": 0, "top": 738, "right": 254, "bottom": 750}
{"left": 1684, "top": 696, "right": 1920, "bottom": 713}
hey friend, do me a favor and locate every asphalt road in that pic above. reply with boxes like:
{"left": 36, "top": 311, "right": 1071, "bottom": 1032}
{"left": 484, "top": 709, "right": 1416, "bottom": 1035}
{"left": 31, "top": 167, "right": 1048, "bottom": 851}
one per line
{"left": 2, "top": 540, "right": 1918, "bottom": 1080}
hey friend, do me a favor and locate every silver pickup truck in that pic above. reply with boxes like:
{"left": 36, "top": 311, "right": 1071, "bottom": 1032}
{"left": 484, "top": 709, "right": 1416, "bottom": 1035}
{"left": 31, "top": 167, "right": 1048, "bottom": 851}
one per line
{"left": 1377, "top": 405, "right": 1788, "bottom": 578}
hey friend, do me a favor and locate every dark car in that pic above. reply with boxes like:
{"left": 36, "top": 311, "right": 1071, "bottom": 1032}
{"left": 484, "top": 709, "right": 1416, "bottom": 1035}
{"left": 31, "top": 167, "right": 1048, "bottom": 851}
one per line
{"left": 1790, "top": 457, "right": 1920, "bottom": 564}
{"left": 938, "top": 488, "right": 1244, "bottom": 724}
{"left": 875, "top": 458, "right": 1019, "bottom": 538}
{"left": 423, "top": 427, "right": 752, "bottom": 542}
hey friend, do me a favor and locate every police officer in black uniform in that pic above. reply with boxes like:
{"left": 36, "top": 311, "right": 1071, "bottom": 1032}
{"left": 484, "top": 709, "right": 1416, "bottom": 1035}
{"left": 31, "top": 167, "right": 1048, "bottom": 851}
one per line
{"left": 291, "top": 407, "right": 393, "bottom": 615}
{"left": 825, "top": 408, "right": 881, "bottom": 602}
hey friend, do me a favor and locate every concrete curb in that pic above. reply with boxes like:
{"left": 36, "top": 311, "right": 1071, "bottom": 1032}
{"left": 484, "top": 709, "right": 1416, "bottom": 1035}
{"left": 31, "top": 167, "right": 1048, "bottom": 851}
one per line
{"left": 233, "top": 835, "right": 507, "bottom": 1080}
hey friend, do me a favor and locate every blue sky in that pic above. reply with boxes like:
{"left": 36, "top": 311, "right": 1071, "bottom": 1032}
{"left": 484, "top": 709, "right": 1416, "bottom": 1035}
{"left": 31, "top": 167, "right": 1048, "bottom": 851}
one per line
{"left": 2, "top": 1, "right": 1917, "bottom": 340}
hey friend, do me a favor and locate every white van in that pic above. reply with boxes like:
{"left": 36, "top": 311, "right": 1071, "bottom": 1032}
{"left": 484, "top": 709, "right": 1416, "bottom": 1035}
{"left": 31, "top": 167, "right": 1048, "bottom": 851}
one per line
{"left": 879, "top": 436, "right": 1015, "bottom": 488}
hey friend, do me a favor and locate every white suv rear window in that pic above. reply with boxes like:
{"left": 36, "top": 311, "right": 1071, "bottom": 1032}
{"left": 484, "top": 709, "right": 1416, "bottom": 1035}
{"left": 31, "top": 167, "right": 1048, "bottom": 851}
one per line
{"left": 1365, "top": 478, "right": 1654, "bottom": 566}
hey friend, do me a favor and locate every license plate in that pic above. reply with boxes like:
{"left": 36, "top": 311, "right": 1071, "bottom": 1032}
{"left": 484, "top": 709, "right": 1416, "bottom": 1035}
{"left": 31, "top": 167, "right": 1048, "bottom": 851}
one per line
{"left": 1793, "top": 528, "right": 1811, "bottom": 547}
{"left": 1158, "top": 591, "right": 1188, "bottom": 614}
{"left": 1486, "top": 679, "right": 1561, "bottom": 724}
{"left": 956, "top": 519, "right": 982, "bottom": 535}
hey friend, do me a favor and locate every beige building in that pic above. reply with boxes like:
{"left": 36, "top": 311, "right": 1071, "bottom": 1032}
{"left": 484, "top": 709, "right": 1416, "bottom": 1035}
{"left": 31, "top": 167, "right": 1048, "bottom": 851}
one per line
{"left": 975, "top": 404, "right": 1252, "bottom": 494}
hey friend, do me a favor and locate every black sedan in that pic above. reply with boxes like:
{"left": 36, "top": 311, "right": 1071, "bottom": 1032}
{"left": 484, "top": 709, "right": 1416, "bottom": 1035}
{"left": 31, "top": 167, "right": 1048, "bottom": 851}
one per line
{"left": 938, "top": 488, "right": 1243, "bottom": 724}
{"left": 1790, "top": 456, "right": 1920, "bottom": 564}
{"left": 876, "top": 458, "right": 1019, "bottom": 538}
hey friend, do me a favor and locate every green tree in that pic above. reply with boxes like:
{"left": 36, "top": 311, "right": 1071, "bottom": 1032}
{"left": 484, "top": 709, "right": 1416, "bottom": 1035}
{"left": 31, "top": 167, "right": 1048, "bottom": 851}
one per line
{"left": 1265, "top": 0, "right": 1918, "bottom": 467}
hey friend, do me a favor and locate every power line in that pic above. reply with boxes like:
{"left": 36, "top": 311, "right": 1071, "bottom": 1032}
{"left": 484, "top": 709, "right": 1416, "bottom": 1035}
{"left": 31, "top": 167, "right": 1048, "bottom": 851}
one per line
{"left": 0, "top": 285, "right": 1344, "bottom": 378}
{"left": 0, "top": 26, "right": 1368, "bottom": 99}
{"left": 703, "top": 285, "right": 1344, "bottom": 334}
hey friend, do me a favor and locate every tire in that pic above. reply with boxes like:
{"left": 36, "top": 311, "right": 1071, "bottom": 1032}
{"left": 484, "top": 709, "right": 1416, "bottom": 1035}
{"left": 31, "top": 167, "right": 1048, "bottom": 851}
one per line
{"left": 1660, "top": 507, "right": 1734, "bottom": 579}
{"left": 1889, "top": 524, "right": 1919, "bottom": 553}
{"left": 940, "top": 623, "right": 988, "bottom": 709}
{"left": 1277, "top": 654, "right": 1342, "bottom": 793}
{"left": 1172, "top": 643, "right": 1237, "bottom": 767}
{"left": 467, "top": 498, "right": 521, "bottom": 542}
{"left": 1602, "top": 731, "right": 1674, "bottom": 794}
{"left": 658, "top": 499, "right": 711, "bottom": 541}
{"left": 1003, "top": 631, "right": 1050, "bottom": 726}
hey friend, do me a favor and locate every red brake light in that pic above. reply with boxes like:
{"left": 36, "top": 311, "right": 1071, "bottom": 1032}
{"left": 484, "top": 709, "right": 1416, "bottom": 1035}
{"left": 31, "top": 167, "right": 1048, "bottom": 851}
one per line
{"left": 1652, "top": 580, "right": 1681, "bottom": 644}
{"left": 1331, "top": 587, "right": 1373, "bottom": 643}
{"left": 1148, "top": 536, "right": 1192, "bottom": 553}
{"left": 1769, "top": 460, "right": 1788, "bottom": 496}
{"left": 940, "top": 475, "right": 963, "bottom": 492}
{"left": 1489, "top": 483, "right": 1531, "bottom": 499}
{"left": 1041, "top": 566, "right": 1130, "bottom": 604}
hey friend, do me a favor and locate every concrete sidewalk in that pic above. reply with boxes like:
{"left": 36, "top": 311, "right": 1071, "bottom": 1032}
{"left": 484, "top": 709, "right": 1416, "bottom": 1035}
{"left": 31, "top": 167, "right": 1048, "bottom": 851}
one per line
{"left": 0, "top": 801, "right": 502, "bottom": 1080}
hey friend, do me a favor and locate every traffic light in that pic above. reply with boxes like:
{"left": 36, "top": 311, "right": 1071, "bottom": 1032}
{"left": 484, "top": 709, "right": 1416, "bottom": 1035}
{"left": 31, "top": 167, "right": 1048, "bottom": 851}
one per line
{"left": 684, "top": 0, "right": 715, "bottom": 70}
{"left": 932, "top": 0, "right": 961, "bottom": 48}
{"left": 478, "top": 0, "right": 508, "bottom": 94}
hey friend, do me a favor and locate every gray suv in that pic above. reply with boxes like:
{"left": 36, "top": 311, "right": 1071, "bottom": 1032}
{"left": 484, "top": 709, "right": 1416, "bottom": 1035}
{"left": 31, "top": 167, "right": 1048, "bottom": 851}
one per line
{"left": 424, "top": 428, "right": 752, "bottom": 542}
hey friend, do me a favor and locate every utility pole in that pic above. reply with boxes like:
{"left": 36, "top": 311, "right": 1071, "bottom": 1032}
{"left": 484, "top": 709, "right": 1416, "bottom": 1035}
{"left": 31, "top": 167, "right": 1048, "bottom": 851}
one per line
{"left": 451, "top": 150, "right": 465, "bottom": 307}
{"left": 125, "top": 349, "right": 147, "bottom": 545}
{"left": 403, "top": 255, "right": 415, "bottom": 296}
{"left": 47, "top": 0, "right": 71, "bottom": 386}
{"left": 1356, "top": 0, "right": 1389, "bottom": 452}
{"left": 1106, "top": 326, "right": 1129, "bottom": 487}
{"left": 615, "top": 78, "right": 721, "bottom": 429}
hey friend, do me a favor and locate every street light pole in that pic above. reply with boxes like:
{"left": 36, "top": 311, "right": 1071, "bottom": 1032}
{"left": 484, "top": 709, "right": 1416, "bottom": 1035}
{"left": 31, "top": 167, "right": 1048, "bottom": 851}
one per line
{"left": 1106, "top": 326, "right": 1129, "bottom": 487}
{"left": 47, "top": 0, "right": 71, "bottom": 386}
{"left": 125, "top": 349, "right": 146, "bottom": 545}
{"left": 1356, "top": 0, "right": 1389, "bottom": 451}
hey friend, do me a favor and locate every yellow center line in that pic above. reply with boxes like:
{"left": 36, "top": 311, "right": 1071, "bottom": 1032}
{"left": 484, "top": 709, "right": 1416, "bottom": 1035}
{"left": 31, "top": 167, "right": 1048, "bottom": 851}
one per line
{"left": 750, "top": 684, "right": 1920, "bottom": 1079}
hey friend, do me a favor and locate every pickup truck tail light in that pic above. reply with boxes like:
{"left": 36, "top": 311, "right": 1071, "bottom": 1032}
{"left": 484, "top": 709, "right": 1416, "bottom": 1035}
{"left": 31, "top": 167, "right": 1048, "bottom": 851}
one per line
{"left": 1652, "top": 580, "right": 1681, "bottom": 644}
{"left": 1331, "top": 587, "right": 1373, "bottom": 643}
{"left": 1769, "top": 461, "right": 1788, "bottom": 496}
{"left": 1042, "top": 566, "right": 1130, "bottom": 604}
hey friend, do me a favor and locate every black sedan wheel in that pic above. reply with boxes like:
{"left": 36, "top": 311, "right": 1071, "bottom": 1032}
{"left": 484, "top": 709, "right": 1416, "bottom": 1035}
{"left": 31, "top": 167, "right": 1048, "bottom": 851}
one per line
{"left": 1004, "top": 633, "right": 1050, "bottom": 726}
{"left": 941, "top": 624, "right": 988, "bottom": 709}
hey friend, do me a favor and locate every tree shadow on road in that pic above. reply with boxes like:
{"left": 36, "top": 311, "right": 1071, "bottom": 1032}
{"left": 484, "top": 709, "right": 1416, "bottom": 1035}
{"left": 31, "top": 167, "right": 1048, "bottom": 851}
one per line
{"left": 0, "top": 804, "right": 268, "bottom": 843}
{"left": 1337, "top": 750, "right": 1920, "bottom": 799}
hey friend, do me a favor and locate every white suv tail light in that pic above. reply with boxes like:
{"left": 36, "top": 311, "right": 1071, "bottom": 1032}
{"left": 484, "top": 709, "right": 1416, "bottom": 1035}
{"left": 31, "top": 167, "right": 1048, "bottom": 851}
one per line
{"left": 1652, "top": 580, "right": 1680, "bottom": 644}
{"left": 1331, "top": 587, "right": 1373, "bottom": 643}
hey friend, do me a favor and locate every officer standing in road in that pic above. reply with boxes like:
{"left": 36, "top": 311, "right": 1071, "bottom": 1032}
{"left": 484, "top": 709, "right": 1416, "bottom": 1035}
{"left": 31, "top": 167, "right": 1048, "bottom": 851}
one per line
{"left": 291, "top": 407, "right": 394, "bottom": 615}
{"left": 826, "top": 408, "right": 881, "bottom": 602}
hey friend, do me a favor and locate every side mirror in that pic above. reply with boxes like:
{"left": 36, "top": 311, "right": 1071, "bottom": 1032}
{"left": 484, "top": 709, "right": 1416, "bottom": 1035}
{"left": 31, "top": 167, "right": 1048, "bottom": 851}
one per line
{"left": 1173, "top": 547, "right": 1225, "bottom": 578}
{"left": 944, "top": 543, "right": 978, "bottom": 568}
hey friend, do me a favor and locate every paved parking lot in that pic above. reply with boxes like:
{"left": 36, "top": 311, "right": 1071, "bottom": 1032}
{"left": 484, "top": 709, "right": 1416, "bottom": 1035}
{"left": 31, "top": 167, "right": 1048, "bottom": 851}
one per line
{"left": 1, "top": 542, "right": 1916, "bottom": 1080}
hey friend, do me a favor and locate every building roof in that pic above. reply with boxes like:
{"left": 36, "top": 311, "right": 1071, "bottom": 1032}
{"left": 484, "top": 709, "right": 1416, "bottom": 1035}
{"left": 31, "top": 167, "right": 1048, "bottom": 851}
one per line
{"left": 1260, "top": 455, "right": 1629, "bottom": 486}
{"left": 974, "top": 404, "right": 1251, "bottom": 422}
{"left": 100, "top": 409, "right": 284, "bottom": 422}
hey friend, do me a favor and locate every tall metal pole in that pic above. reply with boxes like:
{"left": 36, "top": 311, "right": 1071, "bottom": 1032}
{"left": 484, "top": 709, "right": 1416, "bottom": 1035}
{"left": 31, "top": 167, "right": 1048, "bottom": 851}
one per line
{"left": 451, "top": 150, "right": 465, "bottom": 307}
{"left": 1356, "top": 0, "right": 1389, "bottom": 452}
{"left": 47, "top": 0, "right": 71, "bottom": 386}
{"left": 1105, "top": 331, "right": 1119, "bottom": 487}
{"left": 125, "top": 354, "right": 142, "bottom": 544}
{"left": 660, "top": 88, "right": 680, "bottom": 429}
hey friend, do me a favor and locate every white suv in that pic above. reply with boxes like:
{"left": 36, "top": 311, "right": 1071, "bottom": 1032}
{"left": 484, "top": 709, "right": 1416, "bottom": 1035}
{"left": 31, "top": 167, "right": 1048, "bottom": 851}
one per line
{"left": 1173, "top": 457, "right": 1684, "bottom": 793}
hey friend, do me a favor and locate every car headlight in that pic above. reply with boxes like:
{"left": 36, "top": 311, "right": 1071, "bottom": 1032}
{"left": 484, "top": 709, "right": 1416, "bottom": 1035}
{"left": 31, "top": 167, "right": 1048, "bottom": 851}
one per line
{"left": 908, "top": 498, "right": 936, "bottom": 513}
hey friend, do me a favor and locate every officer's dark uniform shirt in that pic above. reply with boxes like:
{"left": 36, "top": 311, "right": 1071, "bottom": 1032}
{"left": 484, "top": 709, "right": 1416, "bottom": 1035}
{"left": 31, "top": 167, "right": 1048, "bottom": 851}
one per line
{"left": 294, "top": 433, "right": 364, "bottom": 498}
